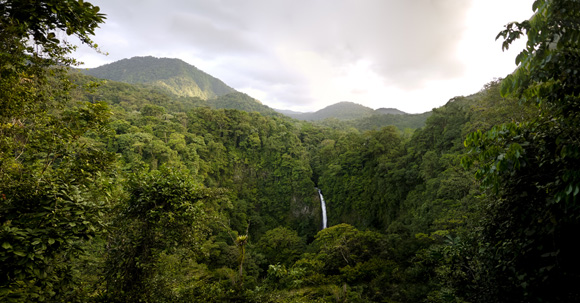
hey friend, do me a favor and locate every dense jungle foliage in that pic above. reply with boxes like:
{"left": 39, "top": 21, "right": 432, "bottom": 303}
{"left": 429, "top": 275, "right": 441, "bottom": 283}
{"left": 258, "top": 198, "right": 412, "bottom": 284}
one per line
{"left": 1, "top": 0, "right": 580, "bottom": 302}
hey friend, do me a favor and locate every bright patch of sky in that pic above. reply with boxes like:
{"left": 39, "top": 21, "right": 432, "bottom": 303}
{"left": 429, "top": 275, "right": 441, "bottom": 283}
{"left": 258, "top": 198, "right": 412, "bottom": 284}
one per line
{"left": 74, "top": 0, "right": 535, "bottom": 113}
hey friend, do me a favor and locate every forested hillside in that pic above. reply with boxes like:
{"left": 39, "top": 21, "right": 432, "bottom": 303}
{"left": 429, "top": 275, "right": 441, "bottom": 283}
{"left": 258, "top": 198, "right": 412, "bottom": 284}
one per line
{"left": 2, "top": 1, "right": 580, "bottom": 302}
{"left": 316, "top": 111, "right": 431, "bottom": 133}
{"left": 279, "top": 101, "right": 431, "bottom": 133}
{"left": 82, "top": 56, "right": 236, "bottom": 99}
{"left": 286, "top": 102, "right": 376, "bottom": 120}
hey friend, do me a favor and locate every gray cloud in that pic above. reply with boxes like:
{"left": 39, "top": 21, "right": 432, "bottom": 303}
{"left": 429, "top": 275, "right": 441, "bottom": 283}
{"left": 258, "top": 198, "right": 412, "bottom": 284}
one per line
{"left": 77, "top": 0, "right": 525, "bottom": 112}
{"left": 170, "top": 13, "right": 259, "bottom": 55}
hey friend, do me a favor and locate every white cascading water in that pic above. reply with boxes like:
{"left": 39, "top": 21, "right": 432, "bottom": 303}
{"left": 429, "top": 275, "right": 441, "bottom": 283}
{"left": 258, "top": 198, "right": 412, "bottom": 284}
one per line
{"left": 317, "top": 188, "right": 328, "bottom": 229}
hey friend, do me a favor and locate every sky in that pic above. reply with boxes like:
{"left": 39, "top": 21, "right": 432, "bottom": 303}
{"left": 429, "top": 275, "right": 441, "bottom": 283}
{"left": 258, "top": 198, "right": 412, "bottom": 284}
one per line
{"left": 73, "top": 0, "right": 535, "bottom": 114}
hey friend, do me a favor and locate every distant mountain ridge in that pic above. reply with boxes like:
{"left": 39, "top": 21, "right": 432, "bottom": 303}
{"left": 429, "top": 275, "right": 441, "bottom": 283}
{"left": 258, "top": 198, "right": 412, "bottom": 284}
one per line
{"left": 275, "top": 101, "right": 430, "bottom": 130}
{"left": 210, "top": 92, "right": 281, "bottom": 117}
{"left": 375, "top": 108, "right": 406, "bottom": 115}
{"left": 81, "top": 56, "right": 424, "bottom": 127}
{"left": 81, "top": 56, "right": 236, "bottom": 99}
{"left": 277, "top": 101, "right": 409, "bottom": 121}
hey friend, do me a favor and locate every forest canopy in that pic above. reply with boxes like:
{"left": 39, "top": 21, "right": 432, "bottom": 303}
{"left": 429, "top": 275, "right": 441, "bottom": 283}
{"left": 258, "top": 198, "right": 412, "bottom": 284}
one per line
{"left": 1, "top": 0, "right": 579, "bottom": 302}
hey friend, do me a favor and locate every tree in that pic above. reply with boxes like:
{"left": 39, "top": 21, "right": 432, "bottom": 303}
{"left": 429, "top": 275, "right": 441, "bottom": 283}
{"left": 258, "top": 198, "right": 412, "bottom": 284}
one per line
{"left": 257, "top": 226, "right": 305, "bottom": 267}
{"left": 461, "top": 0, "right": 580, "bottom": 301}
{"left": 104, "top": 167, "right": 225, "bottom": 302}
{"left": 0, "top": 1, "right": 108, "bottom": 301}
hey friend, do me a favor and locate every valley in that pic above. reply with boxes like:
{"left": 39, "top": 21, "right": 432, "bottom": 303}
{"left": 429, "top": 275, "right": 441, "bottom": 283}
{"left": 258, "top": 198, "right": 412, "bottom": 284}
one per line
{"left": 2, "top": 1, "right": 580, "bottom": 302}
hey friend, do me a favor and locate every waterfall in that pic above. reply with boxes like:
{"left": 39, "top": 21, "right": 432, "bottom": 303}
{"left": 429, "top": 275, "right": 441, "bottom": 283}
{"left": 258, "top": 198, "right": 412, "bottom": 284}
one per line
{"left": 317, "top": 188, "right": 328, "bottom": 229}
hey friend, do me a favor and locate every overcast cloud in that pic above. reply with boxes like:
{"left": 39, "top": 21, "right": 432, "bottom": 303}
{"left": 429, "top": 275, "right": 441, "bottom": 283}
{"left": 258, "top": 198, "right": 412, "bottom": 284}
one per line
{"left": 74, "top": 0, "right": 535, "bottom": 113}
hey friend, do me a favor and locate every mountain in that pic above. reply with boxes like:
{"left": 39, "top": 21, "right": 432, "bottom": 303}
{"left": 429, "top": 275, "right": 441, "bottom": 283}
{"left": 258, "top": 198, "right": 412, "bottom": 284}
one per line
{"left": 277, "top": 101, "right": 413, "bottom": 121}
{"left": 82, "top": 56, "right": 417, "bottom": 123}
{"left": 280, "top": 102, "right": 376, "bottom": 121}
{"left": 310, "top": 102, "right": 377, "bottom": 120}
{"left": 275, "top": 101, "right": 431, "bottom": 131}
{"left": 208, "top": 92, "right": 281, "bottom": 117}
{"left": 81, "top": 56, "right": 236, "bottom": 99}
{"left": 275, "top": 109, "right": 306, "bottom": 117}
{"left": 375, "top": 107, "right": 406, "bottom": 115}
{"left": 347, "top": 111, "right": 432, "bottom": 131}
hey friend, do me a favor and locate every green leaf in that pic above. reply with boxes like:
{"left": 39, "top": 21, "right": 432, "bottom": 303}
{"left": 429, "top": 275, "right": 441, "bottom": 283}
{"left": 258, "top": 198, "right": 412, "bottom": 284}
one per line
{"left": 532, "top": 0, "right": 540, "bottom": 11}
{"left": 565, "top": 184, "right": 573, "bottom": 195}
{"left": 2, "top": 242, "right": 12, "bottom": 250}
{"left": 515, "top": 51, "right": 526, "bottom": 65}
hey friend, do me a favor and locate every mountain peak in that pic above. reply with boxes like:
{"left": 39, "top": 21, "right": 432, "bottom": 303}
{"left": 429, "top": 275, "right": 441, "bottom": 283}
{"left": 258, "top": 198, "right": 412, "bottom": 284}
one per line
{"left": 375, "top": 108, "right": 407, "bottom": 115}
{"left": 81, "top": 56, "right": 236, "bottom": 99}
